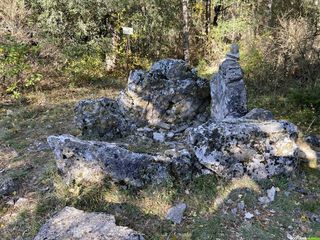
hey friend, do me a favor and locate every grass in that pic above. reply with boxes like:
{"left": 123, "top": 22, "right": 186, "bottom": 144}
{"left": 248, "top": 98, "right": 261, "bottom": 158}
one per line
{"left": 0, "top": 79, "right": 320, "bottom": 239}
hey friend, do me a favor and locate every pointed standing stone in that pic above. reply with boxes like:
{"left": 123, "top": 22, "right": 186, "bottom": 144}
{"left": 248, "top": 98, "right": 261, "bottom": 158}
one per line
{"left": 210, "top": 44, "right": 247, "bottom": 122}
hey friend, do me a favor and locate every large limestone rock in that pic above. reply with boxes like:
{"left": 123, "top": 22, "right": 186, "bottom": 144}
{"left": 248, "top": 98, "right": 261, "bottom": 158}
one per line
{"left": 74, "top": 98, "right": 133, "bottom": 140}
{"left": 47, "top": 135, "right": 193, "bottom": 187}
{"left": 211, "top": 44, "right": 247, "bottom": 122}
{"left": 47, "top": 135, "right": 168, "bottom": 187}
{"left": 188, "top": 118, "right": 299, "bottom": 179}
{"left": 118, "top": 59, "right": 210, "bottom": 126}
{"left": 34, "top": 207, "right": 144, "bottom": 240}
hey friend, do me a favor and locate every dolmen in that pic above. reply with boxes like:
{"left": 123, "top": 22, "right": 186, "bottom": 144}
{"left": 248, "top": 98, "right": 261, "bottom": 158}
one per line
{"left": 39, "top": 44, "right": 303, "bottom": 239}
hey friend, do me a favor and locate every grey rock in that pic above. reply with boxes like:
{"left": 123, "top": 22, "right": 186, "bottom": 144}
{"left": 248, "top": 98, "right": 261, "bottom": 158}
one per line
{"left": 47, "top": 135, "right": 193, "bottom": 187}
{"left": 267, "top": 186, "right": 276, "bottom": 202}
{"left": 34, "top": 207, "right": 144, "bottom": 240}
{"left": 153, "top": 132, "right": 165, "bottom": 143}
{"left": 188, "top": 118, "right": 299, "bottom": 179}
{"left": 244, "top": 212, "right": 254, "bottom": 220}
{"left": 28, "top": 140, "right": 50, "bottom": 152}
{"left": 237, "top": 201, "right": 245, "bottom": 210}
{"left": 258, "top": 196, "right": 271, "bottom": 205}
{"left": 304, "top": 135, "right": 320, "bottom": 148}
{"left": 231, "top": 208, "right": 238, "bottom": 215}
{"left": 211, "top": 45, "right": 247, "bottom": 122}
{"left": 74, "top": 98, "right": 133, "bottom": 140}
{"left": 173, "top": 124, "right": 190, "bottom": 134}
{"left": 118, "top": 59, "right": 210, "bottom": 126}
{"left": 258, "top": 186, "right": 276, "bottom": 204}
{"left": 167, "top": 132, "right": 175, "bottom": 139}
{"left": 0, "top": 177, "right": 16, "bottom": 197}
{"left": 307, "top": 212, "right": 320, "bottom": 223}
{"left": 226, "top": 43, "right": 240, "bottom": 60}
{"left": 166, "top": 203, "right": 187, "bottom": 224}
{"left": 243, "top": 108, "right": 274, "bottom": 121}
{"left": 155, "top": 122, "right": 171, "bottom": 130}
{"left": 47, "top": 135, "right": 169, "bottom": 187}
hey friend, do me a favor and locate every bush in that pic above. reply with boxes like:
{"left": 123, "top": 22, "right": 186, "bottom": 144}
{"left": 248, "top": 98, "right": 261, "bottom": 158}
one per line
{"left": 288, "top": 86, "right": 320, "bottom": 112}
{"left": 0, "top": 40, "right": 43, "bottom": 98}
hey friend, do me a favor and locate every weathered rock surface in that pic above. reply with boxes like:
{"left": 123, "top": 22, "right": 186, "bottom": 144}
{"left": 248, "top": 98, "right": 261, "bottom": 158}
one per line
{"left": 118, "top": 59, "right": 210, "bottom": 126}
{"left": 34, "top": 207, "right": 144, "bottom": 240}
{"left": 211, "top": 44, "right": 247, "bottom": 122}
{"left": 74, "top": 98, "right": 133, "bottom": 140}
{"left": 243, "top": 108, "right": 274, "bottom": 121}
{"left": 188, "top": 118, "right": 299, "bottom": 179}
{"left": 0, "top": 177, "right": 16, "bottom": 197}
{"left": 166, "top": 203, "right": 187, "bottom": 224}
{"left": 47, "top": 135, "right": 168, "bottom": 187}
{"left": 47, "top": 135, "right": 194, "bottom": 187}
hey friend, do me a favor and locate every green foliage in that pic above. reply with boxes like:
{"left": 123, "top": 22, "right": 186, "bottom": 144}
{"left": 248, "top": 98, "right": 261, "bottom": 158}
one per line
{"left": 0, "top": 40, "right": 43, "bottom": 98}
{"left": 288, "top": 86, "right": 320, "bottom": 113}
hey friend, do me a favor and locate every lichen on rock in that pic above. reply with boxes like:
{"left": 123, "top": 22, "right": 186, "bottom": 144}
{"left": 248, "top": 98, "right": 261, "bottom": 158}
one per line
{"left": 210, "top": 44, "right": 247, "bottom": 122}
{"left": 188, "top": 118, "right": 299, "bottom": 179}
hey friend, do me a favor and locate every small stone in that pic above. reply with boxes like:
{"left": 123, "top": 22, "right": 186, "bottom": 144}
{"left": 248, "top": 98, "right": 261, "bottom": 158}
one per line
{"left": 166, "top": 203, "right": 187, "bottom": 224}
{"left": 237, "top": 201, "right": 245, "bottom": 210}
{"left": 153, "top": 132, "right": 165, "bottom": 142}
{"left": 167, "top": 132, "right": 175, "bottom": 139}
{"left": 14, "top": 197, "right": 28, "bottom": 207}
{"left": 137, "top": 127, "right": 153, "bottom": 132}
{"left": 155, "top": 122, "right": 171, "bottom": 130}
{"left": 0, "top": 177, "right": 16, "bottom": 197}
{"left": 258, "top": 196, "right": 270, "bottom": 205}
{"left": 244, "top": 212, "right": 254, "bottom": 220}
{"left": 254, "top": 210, "right": 260, "bottom": 215}
{"left": 267, "top": 186, "right": 276, "bottom": 202}
{"left": 6, "top": 199, "right": 15, "bottom": 205}
{"left": 6, "top": 109, "right": 14, "bottom": 116}
{"left": 287, "top": 233, "right": 294, "bottom": 240}
{"left": 226, "top": 199, "right": 233, "bottom": 204}
{"left": 231, "top": 208, "right": 238, "bottom": 215}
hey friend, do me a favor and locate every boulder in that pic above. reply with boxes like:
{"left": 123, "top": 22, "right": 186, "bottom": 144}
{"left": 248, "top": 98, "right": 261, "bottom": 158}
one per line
{"left": 211, "top": 44, "right": 247, "bottom": 122}
{"left": 74, "top": 98, "right": 133, "bottom": 140}
{"left": 118, "top": 59, "right": 210, "bottom": 126}
{"left": 47, "top": 135, "right": 168, "bottom": 187}
{"left": 188, "top": 118, "right": 299, "bottom": 179}
{"left": 34, "top": 207, "right": 144, "bottom": 240}
{"left": 47, "top": 135, "right": 194, "bottom": 187}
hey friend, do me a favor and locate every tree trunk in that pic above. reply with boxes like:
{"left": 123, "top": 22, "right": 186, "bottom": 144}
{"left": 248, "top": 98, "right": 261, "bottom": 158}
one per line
{"left": 205, "top": 0, "right": 211, "bottom": 35}
{"left": 269, "top": 0, "right": 275, "bottom": 27}
{"left": 182, "top": 0, "right": 190, "bottom": 63}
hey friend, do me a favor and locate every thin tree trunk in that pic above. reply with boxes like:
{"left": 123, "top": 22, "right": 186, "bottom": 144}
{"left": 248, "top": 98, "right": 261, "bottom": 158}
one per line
{"left": 205, "top": 0, "right": 211, "bottom": 35}
{"left": 182, "top": 0, "right": 190, "bottom": 63}
{"left": 269, "top": 0, "right": 275, "bottom": 27}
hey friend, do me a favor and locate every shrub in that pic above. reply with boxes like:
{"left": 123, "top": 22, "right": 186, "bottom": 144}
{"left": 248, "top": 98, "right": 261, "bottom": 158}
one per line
{"left": 0, "top": 40, "right": 43, "bottom": 98}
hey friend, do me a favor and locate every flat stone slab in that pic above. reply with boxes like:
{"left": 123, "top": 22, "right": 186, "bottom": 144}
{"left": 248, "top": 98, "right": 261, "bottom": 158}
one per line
{"left": 47, "top": 134, "right": 193, "bottom": 187}
{"left": 34, "top": 207, "right": 144, "bottom": 240}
